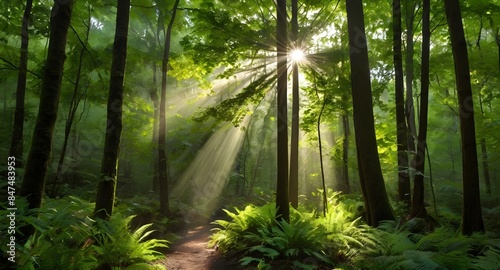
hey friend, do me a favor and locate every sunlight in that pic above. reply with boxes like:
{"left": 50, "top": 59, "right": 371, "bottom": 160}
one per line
{"left": 171, "top": 116, "right": 250, "bottom": 217}
{"left": 290, "top": 49, "right": 306, "bottom": 63}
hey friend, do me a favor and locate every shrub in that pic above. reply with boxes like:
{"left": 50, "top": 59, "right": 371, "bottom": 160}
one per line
{"left": 0, "top": 196, "right": 168, "bottom": 270}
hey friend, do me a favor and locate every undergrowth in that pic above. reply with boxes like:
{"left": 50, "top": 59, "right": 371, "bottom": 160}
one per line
{"left": 210, "top": 192, "right": 500, "bottom": 270}
{"left": 0, "top": 196, "right": 168, "bottom": 270}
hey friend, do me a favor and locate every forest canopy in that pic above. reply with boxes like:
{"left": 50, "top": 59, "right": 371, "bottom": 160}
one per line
{"left": 1, "top": 0, "right": 500, "bottom": 269}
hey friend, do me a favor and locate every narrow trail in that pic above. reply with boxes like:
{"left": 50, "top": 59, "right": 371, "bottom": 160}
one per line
{"left": 162, "top": 225, "right": 239, "bottom": 270}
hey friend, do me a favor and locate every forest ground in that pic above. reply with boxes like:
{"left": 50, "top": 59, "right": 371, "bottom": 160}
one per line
{"left": 161, "top": 225, "right": 240, "bottom": 270}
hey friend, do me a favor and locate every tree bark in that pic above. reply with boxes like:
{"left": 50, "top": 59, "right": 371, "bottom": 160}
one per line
{"left": 19, "top": 0, "right": 73, "bottom": 234}
{"left": 9, "top": 0, "right": 33, "bottom": 167}
{"left": 93, "top": 0, "right": 130, "bottom": 220}
{"left": 393, "top": 0, "right": 411, "bottom": 207}
{"left": 289, "top": 0, "right": 299, "bottom": 209}
{"left": 276, "top": 0, "right": 289, "bottom": 222}
{"left": 340, "top": 113, "right": 351, "bottom": 193}
{"left": 158, "top": 0, "right": 181, "bottom": 217}
{"left": 444, "top": 0, "right": 485, "bottom": 235}
{"left": 411, "top": 0, "right": 430, "bottom": 219}
{"left": 405, "top": 0, "right": 417, "bottom": 166}
{"left": 346, "top": 0, "right": 394, "bottom": 226}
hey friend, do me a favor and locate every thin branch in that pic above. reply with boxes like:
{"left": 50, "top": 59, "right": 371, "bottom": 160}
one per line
{"left": 0, "top": 56, "right": 42, "bottom": 79}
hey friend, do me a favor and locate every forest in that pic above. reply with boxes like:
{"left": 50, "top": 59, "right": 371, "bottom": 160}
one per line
{"left": 1, "top": 0, "right": 500, "bottom": 269}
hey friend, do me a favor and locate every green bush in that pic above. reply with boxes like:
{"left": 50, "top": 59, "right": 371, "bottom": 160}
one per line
{"left": 0, "top": 196, "right": 168, "bottom": 270}
{"left": 354, "top": 220, "right": 500, "bottom": 270}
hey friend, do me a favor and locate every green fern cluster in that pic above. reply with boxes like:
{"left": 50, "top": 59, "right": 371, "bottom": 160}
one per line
{"left": 355, "top": 220, "right": 500, "bottom": 270}
{"left": 240, "top": 209, "right": 332, "bottom": 269}
{"left": 1, "top": 196, "right": 168, "bottom": 270}
{"left": 209, "top": 203, "right": 276, "bottom": 253}
{"left": 210, "top": 197, "right": 372, "bottom": 269}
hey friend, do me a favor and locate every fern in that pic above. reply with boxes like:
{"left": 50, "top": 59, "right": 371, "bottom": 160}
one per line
{"left": 355, "top": 223, "right": 500, "bottom": 270}
{"left": 93, "top": 213, "right": 168, "bottom": 269}
{"left": 6, "top": 196, "right": 168, "bottom": 269}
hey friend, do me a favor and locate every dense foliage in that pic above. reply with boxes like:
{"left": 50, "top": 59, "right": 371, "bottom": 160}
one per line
{"left": 0, "top": 196, "right": 168, "bottom": 269}
{"left": 1, "top": 0, "right": 500, "bottom": 268}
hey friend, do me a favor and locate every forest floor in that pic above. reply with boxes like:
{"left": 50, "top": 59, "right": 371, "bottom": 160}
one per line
{"left": 161, "top": 225, "right": 240, "bottom": 270}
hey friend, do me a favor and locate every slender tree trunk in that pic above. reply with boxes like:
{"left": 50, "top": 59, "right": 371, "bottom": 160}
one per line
{"left": 444, "top": 0, "right": 485, "bottom": 235}
{"left": 93, "top": 0, "right": 130, "bottom": 220}
{"left": 52, "top": 14, "right": 91, "bottom": 197}
{"left": 478, "top": 92, "right": 491, "bottom": 195}
{"left": 411, "top": 0, "right": 430, "bottom": 219}
{"left": 151, "top": 75, "right": 159, "bottom": 191}
{"left": 158, "top": 0, "right": 181, "bottom": 217}
{"left": 289, "top": 0, "right": 299, "bottom": 209}
{"left": 340, "top": 113, "right": 351, "bottom": 193}
{"left": 315, "top": 81, "right": 328, "bottom": 216}
{"left": 393, "top": 0, "right": 411, "bottom": 206}
{"left": 9, "top": 0, "right": 33, "bottom": 167}
{"left": 20, "top": 0, "right": 73, "bottom": 234}
{"left": 345, "top": 0, "right": 395, "bottom": 226}
{"left": 276, "top": 0, "right": 289, "bottom": 222}
{"left": 405, "top": 0, "right": 417, "bottom": 163}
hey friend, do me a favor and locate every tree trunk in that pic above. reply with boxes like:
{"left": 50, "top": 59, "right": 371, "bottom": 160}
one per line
{"left": 393, "top": 0, "right": 411, "bottom": 206}
{"left": 345, "top": 0, "right": 395, "bottom": 226}
{"left": 289, "top": 0, "right": 299, "bottom": 209}
{"left": 276, "top": 0, "right": 289, "bottom": 222}
{"left": 9, "top": 0, "right": 33, "bottom": 167}
{"left": 52, "top": 13, "right": 91, "bottom": 197}
{"left": 93, "top": 0, "right": 130, "bottom": 220}
{"left": 405, "top": 0, "right": 417, "bottom": 164}
{"left": 158, "top": 0, "right": 181, "bottom": 217}
{"left": 444, "top": 0, "right": 485, "bottom": 235}
{"left": 20, "top": 0, "right": 73, "bottom": 232}
{"left": 340, "top": 113, "right": 351, "bottom": 193}
{"left": 411, "top": 0, "right": 430, "bottom": 219}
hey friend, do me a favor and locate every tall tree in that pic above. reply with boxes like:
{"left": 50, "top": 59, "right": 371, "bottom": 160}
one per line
{"left": 276, "top": 0, "right": 289, "bottom": 222}
{"left": 289, "top": 0, "right": 299, "bottom": 209}
{"left": 9, "top": 0, "right": 33, "bottom": 167}
{"left": 51, "top": 5, "right": 92, "bottom": 197}
{"left": 93, "top": 0, "right": 130, "bottom": 219}
{"left": 411, "top": 0, "right": 430, "bottom": 219}
{"left": 19, "top": 0, "right": 73, "bottom": 233}
{"left": 404, "top": 0, "right": 418, "bottom": 171}
{"left": 393, "top": 0, "right": 411, "bottom": 206}
{"left": 158, "top": 0, "right": 181, "bottom": 217}
{"left": 444, "top": 0, "right": 485, "bottom": 235}
{"left": 340, "top": 113, "right": 351, "bottom": 193}
{"left": 345, "top": 0, "right": 395, "bottom": 226}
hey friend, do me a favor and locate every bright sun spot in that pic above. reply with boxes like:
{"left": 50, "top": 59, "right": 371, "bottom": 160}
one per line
{"left": 290, "top": 49, "right": 305, "bottom": 62}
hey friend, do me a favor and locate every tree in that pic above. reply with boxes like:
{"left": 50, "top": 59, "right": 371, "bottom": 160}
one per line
{"left": 158, "top": 0, "right": 181, "bottom": 217}
{"left": 443, "top": 0, "right": 485, "bottom": 235}
{"left": 51, "top": 5, "right": 92, "bottom": 197}
{"left": 276, "top": 0, "right": 289, "bottom": 222}
{"left": 289, "top": 0, "right": 299, "bottom": 209}
{"left": 9, "top": 0, "right": 33, "bottom": 167}
{"left": 93, "top": 0, "right": 130, "bottom": 219}
{"left": 19, "top": 0, "right": 73, "bottom": 234}
{"left": 404, "top": 0, "right": 418, "bottom": 177}
{"left": 410, "top": 0, "right": 430, "bottom": 219}
{"left": 393, "top": 0, "right": 411, "bottom": 206}
{"left": 345, "top": 0, "right": 394, "bottom": 226}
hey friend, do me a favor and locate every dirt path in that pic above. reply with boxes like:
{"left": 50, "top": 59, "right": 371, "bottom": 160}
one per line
{"left": 162, "top": 225, "right": 239, "bottom": 270}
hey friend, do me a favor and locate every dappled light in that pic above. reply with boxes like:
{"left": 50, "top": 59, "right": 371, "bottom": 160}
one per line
{"left": 171, "top": 117, "right": 250, "bottom": 217}
{"left": 1, "top": 0, "right": 499, "bottom": 269}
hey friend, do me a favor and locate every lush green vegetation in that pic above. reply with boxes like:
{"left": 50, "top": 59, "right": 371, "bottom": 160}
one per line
{"left": 210, "top": 192, "right": 500, "bottom": 269}
{"left": 1, "top": 0, "right": 500, "bottom": 269}
{"left": 0, "top": 196, "right": 169, "bottom": 269}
